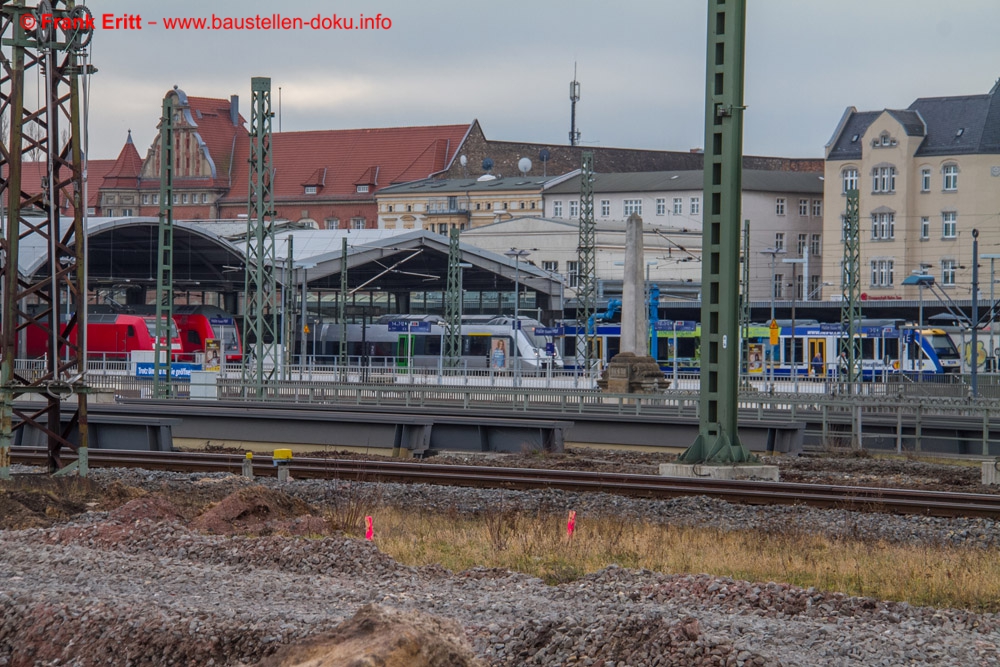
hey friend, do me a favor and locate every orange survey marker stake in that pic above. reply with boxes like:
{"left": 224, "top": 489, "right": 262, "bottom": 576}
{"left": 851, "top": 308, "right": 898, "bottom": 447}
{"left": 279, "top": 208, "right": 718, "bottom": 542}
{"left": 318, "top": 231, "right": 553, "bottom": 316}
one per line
{"left": 365, "top": 516, "right": 374, "bottom": 541}
{"left": 566, "top": 510, "right": 576, "bottom": 538}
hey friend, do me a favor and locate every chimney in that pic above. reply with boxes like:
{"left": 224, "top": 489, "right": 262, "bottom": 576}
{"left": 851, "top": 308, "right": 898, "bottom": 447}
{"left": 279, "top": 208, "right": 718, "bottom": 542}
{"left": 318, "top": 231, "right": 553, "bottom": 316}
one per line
{"left": 230, "top": 95, "right": 239, "bottom": 126}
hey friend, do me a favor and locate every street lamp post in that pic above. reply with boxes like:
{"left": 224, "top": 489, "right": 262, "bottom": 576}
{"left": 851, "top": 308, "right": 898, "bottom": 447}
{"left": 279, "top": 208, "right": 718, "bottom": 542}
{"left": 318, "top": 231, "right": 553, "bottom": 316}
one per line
{"left": 504, "top": 249, "right": 531, "bottom": 381}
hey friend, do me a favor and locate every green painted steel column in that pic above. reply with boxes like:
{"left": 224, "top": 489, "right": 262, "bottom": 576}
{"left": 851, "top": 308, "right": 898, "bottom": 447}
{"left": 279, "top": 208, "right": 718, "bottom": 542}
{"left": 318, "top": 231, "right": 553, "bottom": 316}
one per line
{"left": 444, "top": 228, "right": 462, "bottom": 369}
{"left": 154, "top": 95, "right": 174, "bottom": 398}
{"left": 242, "top": 77, "right": 279, "bottom": 397}
{"left": 576, "top": 152, "right": 596, "bottom": 376}
{"left": 679, "top": 0, "right": 752, "bottom": 463}
{"left": 840, "top": 189, "right": 861, "bottom": 390}
{"left": 339, "top": 237, "right": 348, "bottom": 378}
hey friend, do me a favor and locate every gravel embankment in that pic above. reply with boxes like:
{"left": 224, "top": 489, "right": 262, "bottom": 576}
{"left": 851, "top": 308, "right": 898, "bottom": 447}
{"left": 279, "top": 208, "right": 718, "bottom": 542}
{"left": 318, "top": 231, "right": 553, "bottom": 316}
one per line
{"left": 1, "top": 464, "right": 999, "bottom": 666}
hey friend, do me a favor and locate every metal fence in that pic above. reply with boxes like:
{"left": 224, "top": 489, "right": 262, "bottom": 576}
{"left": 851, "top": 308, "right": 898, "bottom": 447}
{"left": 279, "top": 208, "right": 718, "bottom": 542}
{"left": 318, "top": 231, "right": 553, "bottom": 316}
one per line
{"left": 16, "top": 358, "right": 1000, "bottom": 455}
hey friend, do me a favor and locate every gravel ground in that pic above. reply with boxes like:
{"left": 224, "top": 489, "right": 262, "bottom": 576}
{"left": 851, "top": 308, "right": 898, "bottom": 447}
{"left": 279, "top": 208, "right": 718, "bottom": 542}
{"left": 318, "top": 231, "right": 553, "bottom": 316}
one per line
{"left": 2, "top": 455, "right": 1000, "bottom": 666}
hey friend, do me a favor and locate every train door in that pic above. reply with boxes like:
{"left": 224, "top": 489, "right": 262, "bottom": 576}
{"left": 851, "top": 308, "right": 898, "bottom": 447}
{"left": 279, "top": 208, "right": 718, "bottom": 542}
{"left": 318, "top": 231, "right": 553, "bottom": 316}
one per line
{"left": 397, "top": 334, "right": 413, "bottom": 368}
{"left": 807, "top": 338, "right": 826, "bottom": 376}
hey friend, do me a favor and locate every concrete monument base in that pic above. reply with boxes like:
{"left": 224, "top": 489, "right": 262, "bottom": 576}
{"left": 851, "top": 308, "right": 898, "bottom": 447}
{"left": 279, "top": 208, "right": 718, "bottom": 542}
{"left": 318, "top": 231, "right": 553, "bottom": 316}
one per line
{"left": 659, "top": 462, "right": 780, "bottom": 481}
{"left": 597, "top": 352, "right": 668, "bottom": 393}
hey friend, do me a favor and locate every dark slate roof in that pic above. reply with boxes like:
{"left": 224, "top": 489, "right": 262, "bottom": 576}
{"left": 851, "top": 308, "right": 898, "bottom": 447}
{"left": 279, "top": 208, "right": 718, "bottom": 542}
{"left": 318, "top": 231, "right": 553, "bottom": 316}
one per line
{"left": 828, "top": 82, "right": 1000, "bottom": 160}
{"left": 909, "top": 92, "right": 999, "bottom": 156}
{"left": 886, "top": 110, "right": 925, "bottom": 137}
{"left": 378, "top": 175, "right": 553, "bottom": 195}
{"left": 826, "top": 110, "right": 879, "bottom": 161}
{"left": 544, "top": 169, "right": 823, "bottom": 195}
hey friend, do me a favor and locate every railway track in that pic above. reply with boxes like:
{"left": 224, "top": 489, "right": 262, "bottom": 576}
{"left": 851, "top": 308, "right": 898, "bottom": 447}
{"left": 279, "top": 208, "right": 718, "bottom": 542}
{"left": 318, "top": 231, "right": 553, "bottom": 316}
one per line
{"left": 10, "top": 447, "right": 1000, "bottom": 520}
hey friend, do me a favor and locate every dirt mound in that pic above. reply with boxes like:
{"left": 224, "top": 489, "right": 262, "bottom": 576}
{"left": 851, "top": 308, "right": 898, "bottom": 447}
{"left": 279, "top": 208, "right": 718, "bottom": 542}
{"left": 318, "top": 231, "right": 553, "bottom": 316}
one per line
{"left": 0, "top": 477, "right": 93, "bottom": 529}
{"left": 191, "top": 486, "right": 325, "bottom": 535}
{"left": 256, "top": 604, "right": 482, "bottom": 667}
{"left": 110, "top": 495, "right": 185, "bottom": 524}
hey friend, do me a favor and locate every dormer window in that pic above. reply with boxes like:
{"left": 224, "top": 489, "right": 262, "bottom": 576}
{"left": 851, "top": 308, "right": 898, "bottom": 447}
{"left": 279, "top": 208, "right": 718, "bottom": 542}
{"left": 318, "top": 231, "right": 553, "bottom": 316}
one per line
{"left": 356, "top": 185, "right": 370, "bottom": 194}
{"left": 304, "top": 185, "right": 318, "bottom": 195}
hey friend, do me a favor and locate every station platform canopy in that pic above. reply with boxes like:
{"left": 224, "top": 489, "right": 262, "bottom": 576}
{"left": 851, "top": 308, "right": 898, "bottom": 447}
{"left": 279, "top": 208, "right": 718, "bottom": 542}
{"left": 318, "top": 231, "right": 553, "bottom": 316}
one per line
{"left": 15, "top": 217, "right": 563, "bottom": 309}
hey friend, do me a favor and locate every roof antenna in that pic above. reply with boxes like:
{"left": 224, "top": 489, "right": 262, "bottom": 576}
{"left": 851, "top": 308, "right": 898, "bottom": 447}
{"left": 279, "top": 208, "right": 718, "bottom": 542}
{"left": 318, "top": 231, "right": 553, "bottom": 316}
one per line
{"left": 569, "top": 63, "right": 581, "bottom": 146}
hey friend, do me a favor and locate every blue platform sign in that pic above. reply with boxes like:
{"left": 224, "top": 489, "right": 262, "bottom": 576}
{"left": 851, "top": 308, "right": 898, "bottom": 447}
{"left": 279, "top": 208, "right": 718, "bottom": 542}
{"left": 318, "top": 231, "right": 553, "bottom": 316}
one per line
{"left": 410, "top": 322, "right": 431, "bottom": 333}
{"left": 535, "top": 327, "right": 563, "bottom": 336}
{"left": 135, "top": 363, "right": 199, "bottom": 381}
{"left": 674, "top": 320, "right": 697, "bottom": 332}
{"left": 388, "top": 320, "right": 408, "bottom": 332}
{"left": 654, "top": 320, "right": 675, "bottom": 331}
{"left": 209, "top": 317, "right": 235, "bottom": 326}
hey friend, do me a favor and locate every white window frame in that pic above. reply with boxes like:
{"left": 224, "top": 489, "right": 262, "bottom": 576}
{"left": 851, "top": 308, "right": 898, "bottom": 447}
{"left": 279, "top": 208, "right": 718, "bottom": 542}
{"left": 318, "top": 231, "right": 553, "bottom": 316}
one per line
{"left": 690, "top": 197, "right": 700, "bottom": 215}
{"left": 797, "top": 233, "right": 807, "bottom": 254}
{"left": 600, "top": 200, "right": 610, "bottom": 217}
{"left": 553, "top": 201, "right": 563, "bottom": 217}
{"left": 870, "top": 212, "right": 895, "bottom": 240}
{"left": 811, "top": 200, "right": 822, "bottom": 217}
{"left": 773, "top": 273, "right": 784, "bottom": 299}
{"left": 141, "top": 194, "right": 149, "bottom": 205}
{"left": 942, "top": 212, "right": 957, "bottom": 238}
{"left": 542, "top": 260, "right": 558, "bottom": 273}
{"left": 672, "top": 198, "right": 683, "bottom": 215}
{"left": 356, "top": 185, "right": 370, "bottom": 194}
{"left": 351, "top": 217, "right": 366, "bottom": 230}
{"left": 569, "top": 200, "right": 580, "bottom": 217}
{"left": 774, "top": 232, "right": 785, "bottom": 251}
{"left": 623, "top": 199, "right": 642, "bottom": 216}
{"left": 775, "top": 198, "right": 786, "bottom": 215}
{"left": 655, "top": 198, "right": 666, "bottom": 216}
{"left": 566, "top": 261, "right": 579, "bottom": 288}
{"left": 842, "top": 168, "right": 858, "bottom": 193}
{"left": 869, "top": 258, "right": 895, "bottom": 287}
{"left": 941, "top": 259, "right": 957, "bottom": 286}
{"left": 798, "top": 199, "right": 809, "bottom": 216}
{"left": 809, "top": 234, "right": 821, "bottom": 257}
{"left": 920, "top": 168, "right": 931, "bottom": 192}
{"left": 920, "top": 217, "right": 930, "bottom": 240}
{"left": 943, "top": 164, "right": 958, "bottom": 191}
{"left": 872, "top": 166, "right": 896, "bottom": 193}
{"left": 305, "top": 185, "right": 318, "bottom": 195}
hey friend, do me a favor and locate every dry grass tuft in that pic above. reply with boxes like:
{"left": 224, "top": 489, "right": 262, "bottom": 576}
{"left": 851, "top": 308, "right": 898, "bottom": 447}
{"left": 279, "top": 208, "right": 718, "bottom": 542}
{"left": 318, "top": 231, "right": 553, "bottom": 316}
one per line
{"left": 368, "top": 506, "right": 1000, "bottom": 611}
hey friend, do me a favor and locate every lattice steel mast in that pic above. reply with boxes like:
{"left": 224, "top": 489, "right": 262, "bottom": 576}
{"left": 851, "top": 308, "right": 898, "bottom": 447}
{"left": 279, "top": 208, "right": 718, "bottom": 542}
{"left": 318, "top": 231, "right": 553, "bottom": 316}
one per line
{"left": 444, "top": 227, "right": 461, "bottom": 369}
{"left": 840, "top": 189, "right": 861, "bottom": 386}
{"left": 679, "top": 0, "right": 751, "bottom": 463}
{"left": 575, "top": 151, "right": 596, "bottom": 375}
{"left": 153, "top": 94, "right": 174, "bottom": 398}
{"left": 242, "top": 76, "right": 278, "bottom": 395}
{"left": 0, "top": 1, "right": 93, "bottom": 476}
{"left": 338, "top": 237, "right": 347, "bottom": 378}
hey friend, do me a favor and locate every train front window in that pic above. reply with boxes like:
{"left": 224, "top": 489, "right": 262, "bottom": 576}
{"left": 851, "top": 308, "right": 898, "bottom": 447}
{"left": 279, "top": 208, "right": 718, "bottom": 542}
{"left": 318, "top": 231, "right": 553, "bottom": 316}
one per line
{"left": 144, "top": 318, "right": 179, "bottom": 338}
{"left": 924, "top": 334, "right": 959, "bottom": 359}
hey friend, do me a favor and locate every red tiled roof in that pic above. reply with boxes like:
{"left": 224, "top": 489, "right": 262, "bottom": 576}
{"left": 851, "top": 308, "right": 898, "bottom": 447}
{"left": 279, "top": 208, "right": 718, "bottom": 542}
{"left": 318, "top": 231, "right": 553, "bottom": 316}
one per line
{"left": 3, "top": 159, "right": 116, "bottom": 209}
{"left": 101, "top": 132, "right": 143, "bottom": 188}
{"left": 183, "top": 96, "right": 245, "bottom": 187}
{"left": 139, "top": 92, "right": 246, "bottom": 190}
{"left": 219, "top": 123, "right": 471, "bottom": 204}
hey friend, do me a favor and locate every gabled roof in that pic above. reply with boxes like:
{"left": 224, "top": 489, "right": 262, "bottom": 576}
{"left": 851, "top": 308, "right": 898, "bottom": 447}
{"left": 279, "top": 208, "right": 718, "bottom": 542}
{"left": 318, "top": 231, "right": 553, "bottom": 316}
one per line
{"left": 220, "top": 123, "right": 471, "bottom": 204}
{"left": 826, "top": 110, "right": 880, "bottom": 161}
{"left": 909, "top": 91, "right": 1000, "bottom": 156}
{"left": 827, "top": 80, "right": 1000, "bottom": 160}
{"left": 886, "top": 110, "right": 925, "bottom": 137}
{"left": 140, "top": 89, "right": 246, "bottom": 189}
{"left": 101, "top": 131, "right": 143, "bottom": 188}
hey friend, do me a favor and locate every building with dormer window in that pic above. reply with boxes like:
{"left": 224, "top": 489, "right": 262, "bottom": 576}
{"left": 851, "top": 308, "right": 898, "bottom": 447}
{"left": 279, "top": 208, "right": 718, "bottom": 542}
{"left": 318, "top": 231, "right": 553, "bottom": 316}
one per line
{"left": 823, "top": 79, "right": 1000, "bottom": 298}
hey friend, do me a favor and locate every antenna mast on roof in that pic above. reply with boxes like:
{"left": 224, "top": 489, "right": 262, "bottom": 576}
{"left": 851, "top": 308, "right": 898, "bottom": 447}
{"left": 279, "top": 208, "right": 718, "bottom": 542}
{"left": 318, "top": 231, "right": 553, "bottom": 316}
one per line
{"left": 569, "top": 63, "right": 581, "bottom": 147}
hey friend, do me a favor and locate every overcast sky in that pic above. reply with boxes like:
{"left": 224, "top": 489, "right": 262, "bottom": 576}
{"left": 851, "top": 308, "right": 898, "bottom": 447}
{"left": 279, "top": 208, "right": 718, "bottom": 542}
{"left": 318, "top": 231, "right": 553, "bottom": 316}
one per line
{"left": 80, "top": 0, "right": 1000, "bottom": 161}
